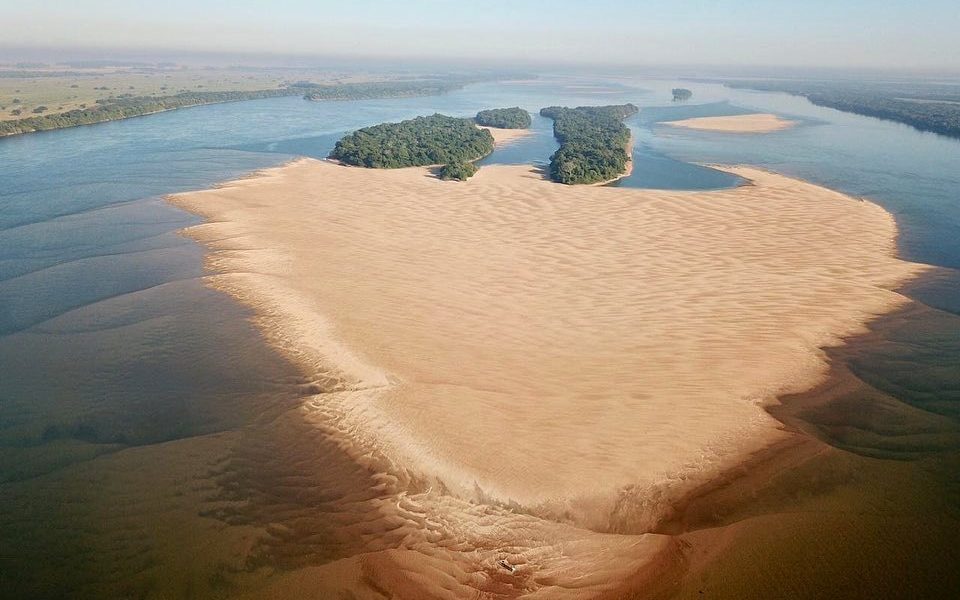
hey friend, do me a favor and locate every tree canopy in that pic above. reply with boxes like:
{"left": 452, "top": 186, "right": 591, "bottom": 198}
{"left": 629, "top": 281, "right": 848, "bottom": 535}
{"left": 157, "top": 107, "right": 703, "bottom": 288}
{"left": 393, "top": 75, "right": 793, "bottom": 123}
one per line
{"left": 539, "top": 104, "right": 638, "bottom": 185}
{"left": 672, "top": 88, "right": 693, "bottom": 101}
{"left": 329, "top": 113, "right": 494, "bottom": 174}
{"left": 438, "top": 161, "right": 478, "bottom": 181}
{"left": 301, "top": 80, "right": 465, "bottom": 101}
{"left": 475, "top": 107, "right": 531, "bottom": 129}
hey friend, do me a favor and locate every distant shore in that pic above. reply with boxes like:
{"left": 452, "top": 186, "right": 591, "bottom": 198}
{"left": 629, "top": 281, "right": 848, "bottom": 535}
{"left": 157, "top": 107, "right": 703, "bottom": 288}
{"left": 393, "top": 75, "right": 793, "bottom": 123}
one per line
{"left": 169, "top": 158, "right": 922, "bottom": 597}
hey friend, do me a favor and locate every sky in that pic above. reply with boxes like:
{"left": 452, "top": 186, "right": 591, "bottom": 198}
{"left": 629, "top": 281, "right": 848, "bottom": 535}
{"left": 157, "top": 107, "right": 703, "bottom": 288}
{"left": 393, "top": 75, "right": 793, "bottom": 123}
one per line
{"left": 3, "top": 0, "right": 959, "bottom": 70}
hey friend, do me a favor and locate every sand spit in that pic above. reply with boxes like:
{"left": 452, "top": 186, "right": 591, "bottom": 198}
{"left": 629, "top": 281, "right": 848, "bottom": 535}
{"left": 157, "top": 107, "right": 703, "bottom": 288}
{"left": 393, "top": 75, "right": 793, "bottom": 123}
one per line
{"left": 480, "top": 125, "right": 533, "bottom": 146}
{"left": 664, "top": 113, "right": 797, "bottom": 133}
{"left": 170, "top": 159, "right": 923, "bottom": 597}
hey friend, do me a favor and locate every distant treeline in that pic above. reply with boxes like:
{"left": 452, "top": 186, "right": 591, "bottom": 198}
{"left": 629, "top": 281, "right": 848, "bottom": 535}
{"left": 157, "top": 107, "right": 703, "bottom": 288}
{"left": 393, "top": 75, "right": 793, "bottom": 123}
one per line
{"left": 329, "top": 113, "right": 494, "bottom": 179}
{"left": 0, "top": 70, "right": 99, "bottom": 78}
{"left": 475, "top": 107, "right": 531, "bottom": 129}
{"left": 710, "top": 79, "right": 960, "bottom": 139}
{"left": 301, "top": 79, "right": 467, "bottom": 101}
{"left": 0, "top": 88, "right": 305, "bottom": 136}
{"left": 0, "top": 79, "right": 478, "bottom": 137}
{"left": 672, "top": 88, "right": 693, "bottom": 101}
{"left": 540, "top": 104, "right": 638, "bottom": 185}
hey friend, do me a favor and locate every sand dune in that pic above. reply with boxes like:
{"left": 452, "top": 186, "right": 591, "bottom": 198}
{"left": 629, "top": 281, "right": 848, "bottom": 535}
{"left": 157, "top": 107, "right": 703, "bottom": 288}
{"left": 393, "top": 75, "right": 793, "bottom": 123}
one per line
{"left": 664, "top": 113, "right": 797, "bottom": 133}
{"left": 170, "top": 159, "right": 922, "bottom": 597}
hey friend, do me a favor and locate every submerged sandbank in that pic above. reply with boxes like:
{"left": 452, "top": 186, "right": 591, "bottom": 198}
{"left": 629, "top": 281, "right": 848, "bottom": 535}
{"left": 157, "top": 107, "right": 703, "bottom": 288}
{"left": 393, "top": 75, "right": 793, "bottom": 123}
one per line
{"left": 664, "top": 113, "right": 797, "bottom": 133}
{"left": 169, "top": 158, "right": 923, "bottom": 597}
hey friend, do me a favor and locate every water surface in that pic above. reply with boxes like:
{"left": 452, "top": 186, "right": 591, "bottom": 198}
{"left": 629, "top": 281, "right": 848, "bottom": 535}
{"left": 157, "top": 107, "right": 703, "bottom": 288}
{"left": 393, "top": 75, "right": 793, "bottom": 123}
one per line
{"left": 1, "top": 76, "right": 959, "bottom": 598}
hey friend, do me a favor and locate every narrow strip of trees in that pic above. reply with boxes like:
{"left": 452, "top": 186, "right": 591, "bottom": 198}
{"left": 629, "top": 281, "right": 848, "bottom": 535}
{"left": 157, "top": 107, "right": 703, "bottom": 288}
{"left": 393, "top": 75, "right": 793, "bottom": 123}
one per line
{"left": 0, "top": 79, "right": 473, "bottom": 137}
{"left": 717, "top": 80, "right": 960, "bottom": 139}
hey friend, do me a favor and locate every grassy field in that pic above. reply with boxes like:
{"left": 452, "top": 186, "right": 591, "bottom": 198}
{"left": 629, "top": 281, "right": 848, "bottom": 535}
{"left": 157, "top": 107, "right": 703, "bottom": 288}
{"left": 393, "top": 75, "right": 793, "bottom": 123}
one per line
{"left": 0, "top": 65, "right": 378, "bottom": 121}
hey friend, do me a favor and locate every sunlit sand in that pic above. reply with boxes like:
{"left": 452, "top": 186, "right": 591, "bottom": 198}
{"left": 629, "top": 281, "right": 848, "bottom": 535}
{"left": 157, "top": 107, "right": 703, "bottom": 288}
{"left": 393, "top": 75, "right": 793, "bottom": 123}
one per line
{"left": 170, "top": 157, "right": 923, "bottom": 597}
{"left": 479, "top": 125, "right": 532, "bottom": 145}
{"left": 664, "top": 113, "right": 797, "bottom": 133}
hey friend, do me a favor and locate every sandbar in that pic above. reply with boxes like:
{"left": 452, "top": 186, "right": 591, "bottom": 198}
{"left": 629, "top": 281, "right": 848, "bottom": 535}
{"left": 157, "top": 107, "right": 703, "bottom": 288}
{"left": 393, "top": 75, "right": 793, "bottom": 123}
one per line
{"left": 171, "top": 159, "right": 921, "bottom": 533}
{"left": 479, "top": 125, "right": 532, "bottom": 145}
{"left": 664, "top": 113, "right": 797, "bottom": 133}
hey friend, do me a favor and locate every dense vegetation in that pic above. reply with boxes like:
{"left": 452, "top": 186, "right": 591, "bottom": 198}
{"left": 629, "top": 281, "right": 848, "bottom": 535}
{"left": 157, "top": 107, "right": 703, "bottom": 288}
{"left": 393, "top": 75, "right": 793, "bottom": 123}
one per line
{"left": 707, "top": 79, "right": 960, "bottom": 139}
{"left": 0, "top": 87, "right": 309, "bottom": 136}
{"left": 302, "top": 79, "right": 467, "bottom": 101}
{"left": 329, "top": 114, "right": 494, "bottom": 179}
{"left": 475, "top": 107, "right": 531, "bottom": 129}
{"left": 539, "top": 104, "right": 639, "bottom": 184}
{"left": 0, "top": 79, "right": 475, "bottom": 137}
{"left": 439, "top": 160, "right": 478, "bottom": 181}
{"left": 672, "top": 88, "right": 693, "bottom": 101}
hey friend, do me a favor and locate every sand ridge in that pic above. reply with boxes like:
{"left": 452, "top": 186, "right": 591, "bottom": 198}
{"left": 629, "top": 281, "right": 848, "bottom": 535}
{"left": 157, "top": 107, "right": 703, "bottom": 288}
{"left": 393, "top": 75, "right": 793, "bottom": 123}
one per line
{"left": 171, "top": 159, "right": 922, "bottom": 534}
{"left": 664, "top": 113, "right": 797, "bottom": 133}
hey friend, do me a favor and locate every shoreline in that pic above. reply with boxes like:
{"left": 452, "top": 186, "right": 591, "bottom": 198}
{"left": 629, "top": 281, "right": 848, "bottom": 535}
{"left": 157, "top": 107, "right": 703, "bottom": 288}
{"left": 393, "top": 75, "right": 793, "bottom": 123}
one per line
{"left": 168, "top": 158, "right": 925, "bottom": 596}
{"left": 592, "top": 132, "right": 635, "bottom": 186}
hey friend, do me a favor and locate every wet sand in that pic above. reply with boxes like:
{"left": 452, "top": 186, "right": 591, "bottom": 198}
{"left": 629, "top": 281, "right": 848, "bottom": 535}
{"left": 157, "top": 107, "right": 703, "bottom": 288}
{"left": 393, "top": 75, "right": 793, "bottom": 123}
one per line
{"left": 664, "top": 113, "right": 797, "bottom": 133}
{"left": 168, "top": 159, "right": 925, "bottom": 597}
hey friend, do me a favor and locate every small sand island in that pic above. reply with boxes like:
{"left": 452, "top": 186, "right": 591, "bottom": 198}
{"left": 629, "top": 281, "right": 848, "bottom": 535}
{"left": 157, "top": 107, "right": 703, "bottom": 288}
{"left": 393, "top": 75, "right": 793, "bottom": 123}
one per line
{"left": 665, "top": 112, "right": 797, "bottom": 133}
{"left": 170, "top": 130, "right": 923, "bottom": 595}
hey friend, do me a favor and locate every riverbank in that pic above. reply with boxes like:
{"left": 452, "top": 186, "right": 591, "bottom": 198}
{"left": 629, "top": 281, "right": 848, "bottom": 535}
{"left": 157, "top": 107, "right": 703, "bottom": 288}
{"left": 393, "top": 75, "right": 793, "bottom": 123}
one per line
{"left": 168, "top": 158, "right": 924, "bottom": 596}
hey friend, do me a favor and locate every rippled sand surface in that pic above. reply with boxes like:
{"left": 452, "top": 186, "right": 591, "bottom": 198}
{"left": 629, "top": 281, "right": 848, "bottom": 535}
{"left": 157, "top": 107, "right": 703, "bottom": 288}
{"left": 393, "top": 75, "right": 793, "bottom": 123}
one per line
{"left": 664, "top": 113, "right": 797, "bottom": 133}
{"left": 169, "top": 159, "right": 922, "bottom": 597}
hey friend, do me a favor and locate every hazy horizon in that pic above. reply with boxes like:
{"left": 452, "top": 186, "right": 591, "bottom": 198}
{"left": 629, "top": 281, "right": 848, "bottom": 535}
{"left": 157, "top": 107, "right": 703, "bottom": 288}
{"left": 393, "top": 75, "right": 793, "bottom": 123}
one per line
{"left": 3, "top": 0, "right": 959, "bottom": 72}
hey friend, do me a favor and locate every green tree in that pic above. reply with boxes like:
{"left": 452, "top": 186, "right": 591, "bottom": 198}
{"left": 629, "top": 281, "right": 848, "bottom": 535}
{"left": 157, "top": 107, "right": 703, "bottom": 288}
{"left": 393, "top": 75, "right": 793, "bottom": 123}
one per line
{"left": 439, "top": 161, "right": 478, "bottom": 180}
{"left": 330, "top": 114, "right": 494, "bottom": 169}
{"left": 475, "top": 107, "right": 531, "bottom": 129}
{"left": 539, "top": 104, "right": 638, "bottom": 184}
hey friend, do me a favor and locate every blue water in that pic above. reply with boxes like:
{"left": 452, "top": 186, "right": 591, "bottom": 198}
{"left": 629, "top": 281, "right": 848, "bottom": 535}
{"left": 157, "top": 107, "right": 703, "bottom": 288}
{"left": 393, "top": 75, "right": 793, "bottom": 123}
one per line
{"left": 1, "top": 76, "right": 959, "bottom": 598}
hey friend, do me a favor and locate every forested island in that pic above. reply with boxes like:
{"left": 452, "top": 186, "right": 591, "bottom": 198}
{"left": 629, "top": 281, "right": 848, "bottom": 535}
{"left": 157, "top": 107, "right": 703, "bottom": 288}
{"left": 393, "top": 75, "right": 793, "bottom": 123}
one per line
{"left": 540, "top": 104, "right": 638, "bottom": 184}
{"left": 672, "top": 88, "right": 693, "bottom": 101}
{"left": 0, "top": 78, "right": 476, "bottom": 137}
{"left": 702, "top": 79, "right": 960, "bottom": 139}
{"left": 328, "top": 113, "right": 494, "bottom": 179}
{"left": 475, "top": 107, "right": 531, "bottom": 129}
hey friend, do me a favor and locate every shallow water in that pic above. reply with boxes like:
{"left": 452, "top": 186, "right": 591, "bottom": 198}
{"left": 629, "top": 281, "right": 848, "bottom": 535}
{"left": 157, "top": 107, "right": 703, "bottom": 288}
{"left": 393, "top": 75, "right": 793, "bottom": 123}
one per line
{"left": 1, "top": 75, "right": 959, "bottom": 598}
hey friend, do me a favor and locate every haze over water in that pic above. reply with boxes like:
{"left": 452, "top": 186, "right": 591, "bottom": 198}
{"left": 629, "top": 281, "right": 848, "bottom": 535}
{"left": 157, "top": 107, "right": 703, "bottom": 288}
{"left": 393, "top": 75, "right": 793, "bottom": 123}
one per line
{"left": 1, "top": 77, "right": 959, "bottom": 597}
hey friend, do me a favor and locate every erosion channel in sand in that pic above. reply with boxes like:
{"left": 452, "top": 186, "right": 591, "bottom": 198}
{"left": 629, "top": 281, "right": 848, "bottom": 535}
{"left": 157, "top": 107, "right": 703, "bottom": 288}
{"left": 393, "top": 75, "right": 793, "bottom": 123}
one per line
{"left": 664, "top": 113, "right": 797, "bottom": 133}
{"left": 169, "top": 157, "right": 922, "bottom": 598}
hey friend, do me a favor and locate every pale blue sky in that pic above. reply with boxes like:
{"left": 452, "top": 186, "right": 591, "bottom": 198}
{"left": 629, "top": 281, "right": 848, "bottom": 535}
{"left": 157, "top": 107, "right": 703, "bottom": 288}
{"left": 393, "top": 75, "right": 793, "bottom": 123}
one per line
{"left": 4, "top": 0, "right": 959, "bottom": 69}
